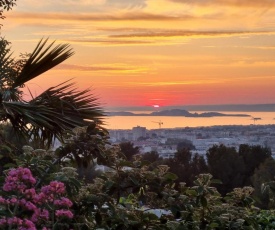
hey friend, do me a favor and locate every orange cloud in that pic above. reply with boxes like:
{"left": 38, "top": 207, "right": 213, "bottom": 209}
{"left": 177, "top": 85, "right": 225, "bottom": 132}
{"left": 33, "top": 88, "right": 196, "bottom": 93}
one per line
{"left": 55, "top": 63, "right": 149, "bottom": 73}
{"left": 65, "top": 39, "right": 153, "bottom": 45}
{"left": 8, "top": 12, "right": 185, "bottom": 22}
{"left": 52, "top": 63, "right": 152, "bottom": 77}
{"left": 169, "top": 0, "right": 275, "bottom": 7}
{"left": 109, "top": 29, "right": 273, "bottom": 38}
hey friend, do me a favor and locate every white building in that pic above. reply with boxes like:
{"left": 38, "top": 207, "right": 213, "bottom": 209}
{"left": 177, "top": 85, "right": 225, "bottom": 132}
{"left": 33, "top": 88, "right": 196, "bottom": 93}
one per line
{"left": 132, "top": 126, "right": 147, "bottom": 140}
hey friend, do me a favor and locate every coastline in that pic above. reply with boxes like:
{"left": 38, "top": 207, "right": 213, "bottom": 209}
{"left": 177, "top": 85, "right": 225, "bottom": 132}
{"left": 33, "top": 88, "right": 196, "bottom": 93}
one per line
{"left": 107, "top": 109, "right": 251, "bottom": 118}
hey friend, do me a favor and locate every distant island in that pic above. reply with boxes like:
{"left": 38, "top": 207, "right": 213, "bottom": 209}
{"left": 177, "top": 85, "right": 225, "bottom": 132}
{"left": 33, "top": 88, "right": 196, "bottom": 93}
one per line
{"left": 106, "top": 104, "right": 275, "bottom": 112}
{"left": 107, "top": 109, "right": 250, "bottom": 117}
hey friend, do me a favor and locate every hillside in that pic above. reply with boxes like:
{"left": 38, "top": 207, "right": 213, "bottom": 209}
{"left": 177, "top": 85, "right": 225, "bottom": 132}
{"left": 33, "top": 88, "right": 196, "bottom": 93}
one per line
{"left": 108, "top": 109, "right": 250, "bottom": 117}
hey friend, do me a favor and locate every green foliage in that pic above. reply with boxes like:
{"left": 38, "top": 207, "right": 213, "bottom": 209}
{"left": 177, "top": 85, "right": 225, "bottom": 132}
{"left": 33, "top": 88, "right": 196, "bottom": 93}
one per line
{"left": 207, "top": 144, "right": 246, "bottom": 195}
{"left": 177, "top": 139, "right": 196, "bottom": 151}
{"left": 1, "top": 136, "right": 275, "bottom": 229}
{"left": 119, "top": 141, "right": 140, "bottom": 161}
{"left": 56, "top": 124, "right": 109, "bottom": 176}
{"left": 58, "top": 141, "right": 263, "bottom": 229}
{"left": 0, "top": 137, "right": 16, "bottom": 173}
{"left": 262, "top": 178, "right": 275, "bottom": 209}
{"left": 165, "top": 149, "right": 208, "bottom": 186}
{"left": 239, "top": 144, "right": 272, "bottom": 185}
{"left": 165, "top": 138, "right": 195, "bottom": 151}
{"left": 256, "top": 210, "right": 275, "bottom": 229}
{"left": 141, "top": 151, "right": 161, "bottom": 163}
{"left": 174, "top": 148, "right": 192, "bottom": 164}
{"left": 1, "top": 135, "right": 273, "bottom": 230}
{"left": 206, "top": 144, "right": 270, "bottom": 196}
{"left": 252, "top": 158, "right": 275, "bottom": 208}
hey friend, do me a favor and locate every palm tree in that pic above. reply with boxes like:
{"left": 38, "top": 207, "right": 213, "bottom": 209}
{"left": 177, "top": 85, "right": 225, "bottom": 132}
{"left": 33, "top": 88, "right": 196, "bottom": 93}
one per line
{"left": 0, "top": 38, "right": 104, "bottom": 148}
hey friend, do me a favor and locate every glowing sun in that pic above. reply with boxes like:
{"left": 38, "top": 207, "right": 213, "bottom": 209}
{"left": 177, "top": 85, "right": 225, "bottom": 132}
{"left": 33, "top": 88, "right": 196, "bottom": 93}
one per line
{"left": 153, "top": 105, "right": 160, "bottom": 108}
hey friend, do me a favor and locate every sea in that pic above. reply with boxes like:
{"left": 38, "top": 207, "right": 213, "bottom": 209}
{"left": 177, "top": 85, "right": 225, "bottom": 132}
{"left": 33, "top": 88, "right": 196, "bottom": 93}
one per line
{"left": 103, "top": 111, "right": 275, "bottom": 130}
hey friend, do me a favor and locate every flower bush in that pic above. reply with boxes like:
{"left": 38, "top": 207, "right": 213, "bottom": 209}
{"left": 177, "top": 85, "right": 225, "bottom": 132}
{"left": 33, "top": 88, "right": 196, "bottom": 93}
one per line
{"left": 0, "top": 167, "right": 74, "bottom": 230}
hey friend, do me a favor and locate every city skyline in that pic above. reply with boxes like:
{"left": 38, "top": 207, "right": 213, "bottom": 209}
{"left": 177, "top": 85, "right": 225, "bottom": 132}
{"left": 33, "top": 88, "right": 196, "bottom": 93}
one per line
{"left": 3, "top": 0, "right": 275, "bottom": 108}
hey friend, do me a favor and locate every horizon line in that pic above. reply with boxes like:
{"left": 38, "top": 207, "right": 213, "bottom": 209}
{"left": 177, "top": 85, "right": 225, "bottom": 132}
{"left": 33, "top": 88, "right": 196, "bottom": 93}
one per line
{"left": 104, "top": 103, "right": 275, "bottom": 112}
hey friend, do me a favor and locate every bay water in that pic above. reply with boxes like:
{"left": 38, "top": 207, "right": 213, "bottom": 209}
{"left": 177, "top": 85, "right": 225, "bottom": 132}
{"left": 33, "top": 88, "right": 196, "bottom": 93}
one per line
{"left": 103, "top": 112, "right": 275, "bottom": 130}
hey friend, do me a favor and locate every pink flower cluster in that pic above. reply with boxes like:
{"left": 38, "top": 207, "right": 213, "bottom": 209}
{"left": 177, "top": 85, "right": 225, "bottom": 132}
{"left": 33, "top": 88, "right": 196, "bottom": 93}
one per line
{"left": 3, "top": 167, "right": 36, "bottom": 192}
{"left": 0, "top": 217, "right": 36, "bottom": 230}
{"left": 54, "top": 197, "right": 73, "bottom": 208}
{"left": 0, "top": 167, "right": 74, "bottom": 229}
{"left": 55, "top": 209, "right": 74, "bottom": 219}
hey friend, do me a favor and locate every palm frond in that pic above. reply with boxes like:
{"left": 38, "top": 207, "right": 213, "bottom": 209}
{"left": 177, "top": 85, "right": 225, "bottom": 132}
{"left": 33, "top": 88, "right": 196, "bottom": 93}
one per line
{"left": 2, "top": 81, "right": 104, "bottom": 147}
{"left": 0, "top": 38, "right": 15, "bottom": 84}
{"left": 0, "top": 38, "right": 22, "bottom": 102}
{"left": 29, "top": 80, "right": 104, "bottom": 124}
{"left": 0, "top": 38, "right": 104, "bottom": 148}
{"left": 12, "top": 38, "right": 74, "bottom": 88}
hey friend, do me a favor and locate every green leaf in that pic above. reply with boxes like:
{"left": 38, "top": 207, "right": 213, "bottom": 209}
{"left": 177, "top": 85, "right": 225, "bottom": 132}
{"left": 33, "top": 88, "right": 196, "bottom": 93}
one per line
{"left": 0, "top": 145, "right": 12, "bottom": 153}
{"left": 4, "top": 163, "right": 17, "bottom": 168}
{"left": 143, "top": 212, "right": 159, "bottom": 221}
{"left": 201, "top": 196, "right": 208, "bottom": 207}
{"left": 210, "top": 179, "right": 222, "bottom": 184}
{"left": 118, "top": 161, "right": 132, "bottom": 167}
{"left": 185, "top": 189, "right": 197, "bottom": 196}
{"left": 105, "top": 180, "right": 115, "bottom": 190}
{"left": 197, "top": 186, "right": 204, "bottom": 195}
{"left": 119, "top": 197, "right": 126, "bottom": 204}
{"left": 69, "top": 177, "right": 82, "bottom": 188}
{"left": 209, "top": 222, "right": 219, "bottom": 228}
{"left": 164, "top": 172, "right": 178, "bottom": 181}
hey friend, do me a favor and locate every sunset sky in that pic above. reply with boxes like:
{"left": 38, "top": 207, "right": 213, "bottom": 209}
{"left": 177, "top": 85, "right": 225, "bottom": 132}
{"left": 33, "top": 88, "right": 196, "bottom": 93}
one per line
{"left": 2, "top": 0, "right": 275, "bottom": 109}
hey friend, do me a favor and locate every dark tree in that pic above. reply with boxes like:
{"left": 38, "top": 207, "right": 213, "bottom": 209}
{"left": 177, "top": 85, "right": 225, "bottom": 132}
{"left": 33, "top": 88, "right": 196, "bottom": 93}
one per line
{"left": 239, "top": 144, "right": 272, "bottom": 185}
{"left": 174, "top": 148, "right": 192, "bottom": 164}
{"left": 166, "top": 149, "right": 204, "bottom": 186}
{"left": 206, "top": 144, "right": 246, "bottom": 195}
{"left": 189, "top": 153, "right": 208, "bottom": 178}
{"left": 177, "top": 139, "right": 196, "bottom": 151}
{"left": 252, "top": 158, "right": 275, "bottom": 208}
{"left": 141, "top": 151, "right": 161, "bottom": 163}
{"left": 119, "top": 142, "right": 140, "bottom": 161}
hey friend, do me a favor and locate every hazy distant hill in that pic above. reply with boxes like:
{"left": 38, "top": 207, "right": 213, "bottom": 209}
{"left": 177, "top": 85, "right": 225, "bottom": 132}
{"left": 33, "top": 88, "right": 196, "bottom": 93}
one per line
{"left": 107, "top": 104, "right": 275, "bottom": 112}
{"left": 108, "top": 109, "right": 250, "bottom": 117}
{"left": 182, "top": 104, "right": 275, "bottom": 112}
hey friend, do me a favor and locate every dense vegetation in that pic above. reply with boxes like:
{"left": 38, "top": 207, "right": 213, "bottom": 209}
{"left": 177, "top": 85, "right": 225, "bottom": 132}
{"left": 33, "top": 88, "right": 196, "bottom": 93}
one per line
{"left": 121, "top": 141, "right": 275, "bottom": 209}
{"left": 1, "top": 2, "right": 275, "bottom": 229}
{"left": 2, "top": 130, "right": 275, "bottom": 229}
